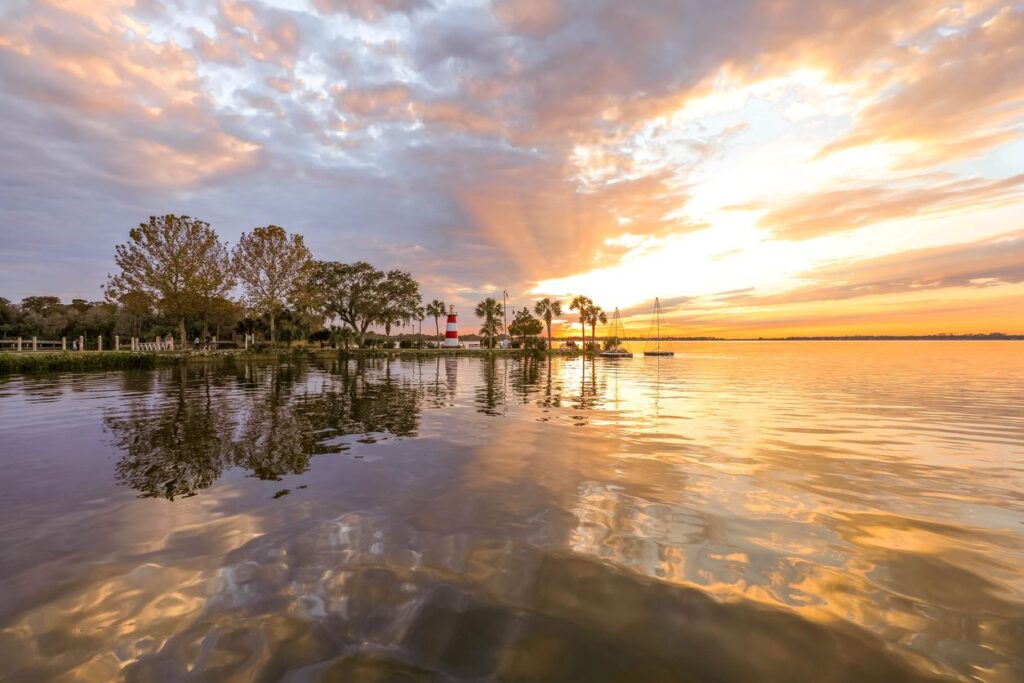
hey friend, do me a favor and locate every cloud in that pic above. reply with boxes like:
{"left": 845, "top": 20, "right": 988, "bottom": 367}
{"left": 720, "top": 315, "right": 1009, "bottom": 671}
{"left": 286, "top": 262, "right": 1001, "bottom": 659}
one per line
{"left": 724, "top": 231, "right": 1024, "bottom": 306}
{"left": 748, "top": 174, "right": 1024, "bottom": 240}
{"left": 0, "top": 0, "right": 1021, "bottom": 338}
{"left": 0, "top": 1, "right": 261, "bottom": 188}
{"left": 311, "top": 0, "right": 432, "bottom": 22}
{"left": 492, "top": 0, "right": 568, "bottom": 35}
{"left": 820, "top": 6, "right": 1024, "bottom": 165}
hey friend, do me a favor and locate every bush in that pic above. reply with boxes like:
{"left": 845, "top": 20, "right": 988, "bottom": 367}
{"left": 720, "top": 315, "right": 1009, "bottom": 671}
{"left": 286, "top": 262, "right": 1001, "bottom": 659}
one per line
{"left": 0, "top": 351, "right": 164, "bottom": 374}
{"left": 308, "top": 329, "right": 331, "bottom": 343}
{"left": 524, "top": 336, "right": 547, "bottom": 352}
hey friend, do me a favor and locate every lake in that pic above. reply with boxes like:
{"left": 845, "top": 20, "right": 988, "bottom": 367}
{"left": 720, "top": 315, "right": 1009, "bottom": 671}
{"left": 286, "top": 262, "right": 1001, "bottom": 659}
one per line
{"left": 1, "top": 342, "right": 1022, "bottom": 682}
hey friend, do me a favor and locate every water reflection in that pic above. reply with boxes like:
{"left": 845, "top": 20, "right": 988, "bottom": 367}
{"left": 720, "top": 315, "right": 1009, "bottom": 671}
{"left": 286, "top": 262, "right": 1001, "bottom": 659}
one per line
{"left": 106, "top": 359, "right": 427, "bottom": 499}
{"left": 1, "top": 343, "right": 1022, "bottom": 681}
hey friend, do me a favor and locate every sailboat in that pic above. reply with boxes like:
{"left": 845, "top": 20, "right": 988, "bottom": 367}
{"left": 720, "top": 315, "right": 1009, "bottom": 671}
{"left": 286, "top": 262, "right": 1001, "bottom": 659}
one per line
{"left": 643, "top": 297, "right": 674, "bottom": 357}
{"left": 600, "top": 308, "right": 633, "bottom": 358}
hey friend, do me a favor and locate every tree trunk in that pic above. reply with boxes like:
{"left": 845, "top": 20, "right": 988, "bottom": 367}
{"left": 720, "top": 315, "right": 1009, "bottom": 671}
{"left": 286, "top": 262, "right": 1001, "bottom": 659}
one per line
{"left": 269, "top": 313, "right": 276, "bottom": 347}
{"left": 580, "top": 321, "right": 585, "bottom": 350}
{"left": 434, "top": 318, "right": 440, "bottom": 344}
{"left": 178, "top": 318, "right": 186, "bottom": 348}
{"left": 547, "top": 319, "right": 552, "bottom": 350}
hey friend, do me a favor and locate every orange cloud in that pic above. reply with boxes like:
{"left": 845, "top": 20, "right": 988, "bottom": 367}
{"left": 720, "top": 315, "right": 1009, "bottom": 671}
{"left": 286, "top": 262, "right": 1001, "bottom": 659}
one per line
{"left": 722, "top": 231, "right": 1024, "bottom": 308}
{"left": 0, "top": 0, "right": 261, "bottom": 186}
{"left": 492, "top": 0, "right": 567, "bottom": 35}
{"left": 821, "top": 7, "right": 1024, "bottom": 165}
{"left": 312, "top": 0, "right": 432, "bottom": 21}
{"left": 748, "top": 175, "right": 1024, "bottom": 240}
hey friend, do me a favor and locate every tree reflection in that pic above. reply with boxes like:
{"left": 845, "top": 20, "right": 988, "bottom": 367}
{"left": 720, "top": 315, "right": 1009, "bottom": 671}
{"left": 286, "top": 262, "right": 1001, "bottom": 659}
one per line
{"left": 105, "top": 360, "right": 424, "bottom": 499}
{"left": 475, "top": 355, "right": 509, "bottom": 416}
{"left": 107, "top": 366, "right": 235, "bottom": 500}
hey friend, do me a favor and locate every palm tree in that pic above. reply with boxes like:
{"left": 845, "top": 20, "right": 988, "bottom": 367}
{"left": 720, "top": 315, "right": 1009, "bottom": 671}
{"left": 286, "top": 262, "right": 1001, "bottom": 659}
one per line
{"left": 586, "top": 304, "right": 607, "bottom": 350}
{"left": 533, "top": 298, "right": 562, "bottom": 350}
{"left": 426, "top": 299, "right": 446, "bottom": 346}
{"left": 569, "top": 295, "right": 592, "bottom": 348}
{"left": 475, "top": 297, "right": 504, "bottom": 349}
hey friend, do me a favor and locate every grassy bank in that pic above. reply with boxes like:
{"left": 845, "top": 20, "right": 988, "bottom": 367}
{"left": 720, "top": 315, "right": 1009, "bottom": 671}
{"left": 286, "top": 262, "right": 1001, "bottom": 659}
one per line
{"left": 0, "top": 351, "right": 175, "bottom": 374}
{"left": 0, "top": 347, "right": 581, "bottom": 374}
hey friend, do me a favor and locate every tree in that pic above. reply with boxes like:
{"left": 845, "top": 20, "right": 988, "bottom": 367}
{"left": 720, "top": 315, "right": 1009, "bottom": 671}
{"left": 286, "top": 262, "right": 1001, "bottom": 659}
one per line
{"left": 426, "top": 299, "right": 447, "bottom": 344}
{"left": 0, "top": 297, "right": 18, "bottom": 338}
{"left": 509, "top": 307, "right": 543, "bottom": 347}
{"left": 312, "top": 261, "right": 384, "bottom": 346}
{"left": 585, "top": 304, "right": 607, "bottom": 350}
{"left": 20, "top": 296, "right": 62, "bottom": 316}
{"left": 569, "top": 295, "right": 592, "bottom": 347}
{"left": 533, "top": 298, "right": 562, "bottom": 350}
{"left": 106, "top": 215, "right": 234, "bottom": 347}
{"left": 206, "top": 296, "right": 243, "bottom": 340}
{"left": 377, "top": 269, "right": 423, "bottom": 345}
{"left": 115, "top": 291, "right": 154, "bottom": 338}
{"left": 475, "top": 297, "right": 504, "bottom": 349}
{"left": 232, "top": 225, "right": 313, "bottom": 345}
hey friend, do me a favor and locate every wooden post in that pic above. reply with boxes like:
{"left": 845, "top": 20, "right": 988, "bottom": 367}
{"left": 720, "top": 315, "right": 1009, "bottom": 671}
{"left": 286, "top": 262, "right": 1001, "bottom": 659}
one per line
{"left": 79, "top": 336, "right": 84, "bottom": 352}
{"left": 114, "top": 335, "right": 120, "bottom": 351}
{"left": 32, "top": 336, "right": 38, "bottom": 351}
{"left": 98, "top": 336, "right": 103, "bottom": 352}
{"left": 62, "top": 337, "right": 67, "bottom": 351}
{"left": 16, "top": 337, "right": 22, "bottom": 352}
{"left": 132, "top": 337, "right": 138, "bottom": 351}
{"left": 244, "top": 334, "right": 249, "bottom": 350}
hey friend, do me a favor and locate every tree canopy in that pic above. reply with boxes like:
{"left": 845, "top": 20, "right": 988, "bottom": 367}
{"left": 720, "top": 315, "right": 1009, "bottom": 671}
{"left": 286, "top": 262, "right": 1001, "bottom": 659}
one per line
{"left": 426, "top": 299, "right": 447, "bottom": 341}
{"left": 509, "top": 307, "right": 543, "bottom": 346}
{"left": 106, "top": 215, "right": 234, "bottom": 345}
{"left": 312, "top": 261, "right": 422, "bottom": 345}
{"left": 475, "top": 297, "right": 504, "bottom": 349}
{"left": 232, "top": 225, "right": 313, "bottom": 344}
{"left": 377, "top": 269, "right": 423, "bottom": 341}
{"left": 533, "top": 297, "right": 562, "bottom": 349}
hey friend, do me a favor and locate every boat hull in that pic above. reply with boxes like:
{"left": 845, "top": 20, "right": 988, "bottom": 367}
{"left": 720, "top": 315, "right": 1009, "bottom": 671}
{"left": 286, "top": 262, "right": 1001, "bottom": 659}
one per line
{"left": 643, "top": 351, "right": 674, "bottom": 356}
{"left": 600, "top": 351, "right": 633, "bottom": 358}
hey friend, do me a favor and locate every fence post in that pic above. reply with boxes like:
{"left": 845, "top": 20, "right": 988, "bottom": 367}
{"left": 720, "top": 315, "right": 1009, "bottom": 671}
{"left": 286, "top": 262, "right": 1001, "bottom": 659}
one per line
{"left": 114, "top": 335, "right": 120, "bottom": 351}
{"left": 132, "top": 337, "right": 138, "bottom": 351}
{"left": 32, "top": 336, "right": 38, "bottom": 351}
{"left": 62, "top": 337, "right": 67, "bottom": 351}
{"left": 79, "top": 336, "right": 84, "bottom": 352}
{"left": 16, "top": 337, "right": 22, "bottom": 352}
{"left": 98, "top": 336, "right": 103, "bottom": 352}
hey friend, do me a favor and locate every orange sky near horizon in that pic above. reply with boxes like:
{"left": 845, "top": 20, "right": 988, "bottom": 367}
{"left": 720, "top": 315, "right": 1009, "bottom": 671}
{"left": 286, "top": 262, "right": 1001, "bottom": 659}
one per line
{"left": 0, "top": 0, "right": 1021, "bottom": 337}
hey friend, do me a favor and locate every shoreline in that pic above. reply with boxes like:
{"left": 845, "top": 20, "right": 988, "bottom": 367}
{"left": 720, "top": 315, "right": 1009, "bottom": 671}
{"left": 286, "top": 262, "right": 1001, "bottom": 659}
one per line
{"left": 2, "top": 337, "right": 1022, "bottom": 374}
{"left": 0, "top": 347, "right": 572, "bottom": 374}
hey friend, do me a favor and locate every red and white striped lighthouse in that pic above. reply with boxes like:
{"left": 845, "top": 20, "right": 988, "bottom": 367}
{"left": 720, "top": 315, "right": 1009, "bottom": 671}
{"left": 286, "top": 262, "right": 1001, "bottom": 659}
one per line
{"left": 443, "top": 305, "right": 459, "bottom": 348}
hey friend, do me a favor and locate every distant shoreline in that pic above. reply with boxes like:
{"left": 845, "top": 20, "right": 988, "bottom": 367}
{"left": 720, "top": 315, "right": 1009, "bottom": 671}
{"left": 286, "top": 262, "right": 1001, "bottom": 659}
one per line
{"left": 551, "top": 334, "right": 1024, "bottom": 342}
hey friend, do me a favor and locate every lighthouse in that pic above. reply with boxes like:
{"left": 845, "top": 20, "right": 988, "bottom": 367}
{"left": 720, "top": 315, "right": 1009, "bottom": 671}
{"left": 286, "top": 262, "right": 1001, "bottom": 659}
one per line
{"left": 443, "top": 304, "right": 459, "bottom": 348}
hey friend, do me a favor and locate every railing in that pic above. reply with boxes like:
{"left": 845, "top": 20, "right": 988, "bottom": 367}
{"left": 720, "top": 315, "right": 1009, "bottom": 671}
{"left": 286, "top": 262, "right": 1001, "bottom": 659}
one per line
{"left": 0, "top": 336, "right": 236, "bottom": 352}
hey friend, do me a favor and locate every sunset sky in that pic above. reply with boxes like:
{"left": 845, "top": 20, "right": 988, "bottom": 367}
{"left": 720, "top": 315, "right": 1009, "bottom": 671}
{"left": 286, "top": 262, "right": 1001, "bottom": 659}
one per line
{"left": 1, "top": 0, "right": 1022, "bottom": 337}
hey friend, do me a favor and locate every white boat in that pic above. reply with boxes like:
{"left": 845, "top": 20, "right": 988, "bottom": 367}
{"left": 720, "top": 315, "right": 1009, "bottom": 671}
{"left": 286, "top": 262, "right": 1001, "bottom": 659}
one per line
{"left": 643, "top": 297, "right": 674, "bottom": 357}
{"left": 600, "top": 308, "right": 633, "bottom": 357}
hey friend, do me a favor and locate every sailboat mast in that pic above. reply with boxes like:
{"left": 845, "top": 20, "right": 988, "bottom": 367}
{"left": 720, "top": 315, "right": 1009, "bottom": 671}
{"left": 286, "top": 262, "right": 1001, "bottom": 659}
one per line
{"left": 656, "top": 297, "right": 660, "bottom": 353}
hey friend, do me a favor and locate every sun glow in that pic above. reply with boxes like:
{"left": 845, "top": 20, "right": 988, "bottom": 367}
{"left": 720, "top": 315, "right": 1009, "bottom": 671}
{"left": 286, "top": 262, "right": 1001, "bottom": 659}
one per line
{"left": 537, "top": 55, "right": 1024, "bottom": 336}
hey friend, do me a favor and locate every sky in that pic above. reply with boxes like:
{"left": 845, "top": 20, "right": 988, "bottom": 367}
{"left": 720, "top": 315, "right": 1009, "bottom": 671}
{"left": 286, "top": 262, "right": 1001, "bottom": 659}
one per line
{"left": 1, "top": 0, "right": 1022, "bottom": 337}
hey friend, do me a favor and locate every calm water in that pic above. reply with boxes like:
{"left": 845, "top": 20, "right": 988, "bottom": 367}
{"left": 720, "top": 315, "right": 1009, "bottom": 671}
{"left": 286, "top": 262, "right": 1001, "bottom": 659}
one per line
{"left": 1, "top": 342, "right": 1022, "bottom": 682}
